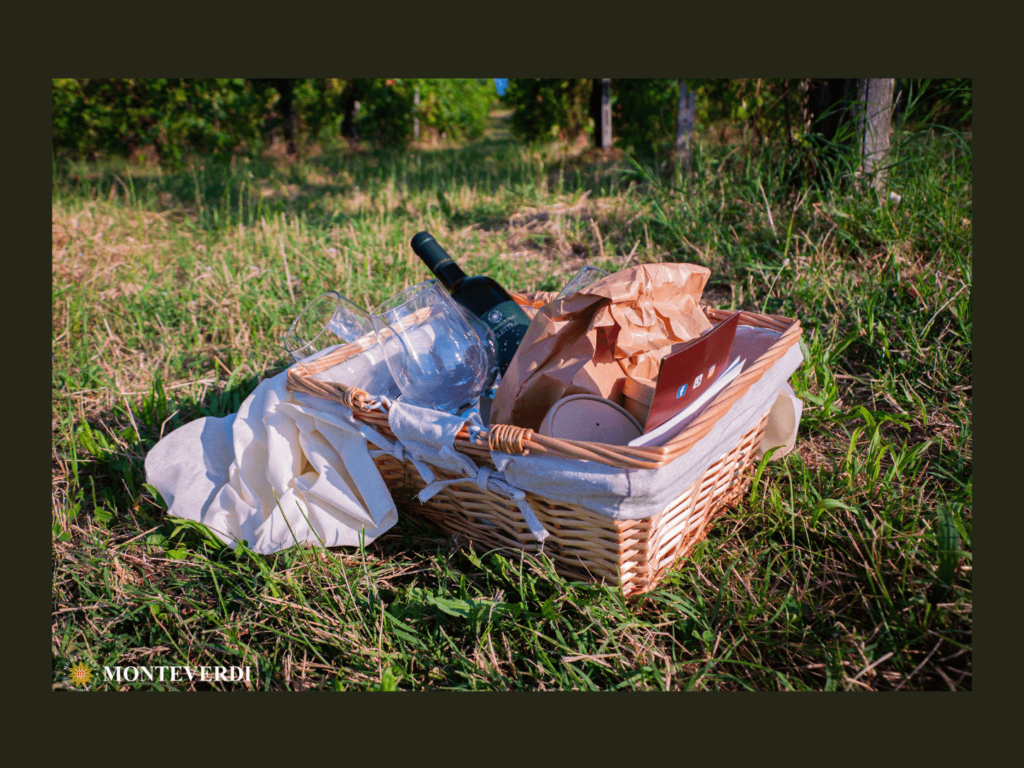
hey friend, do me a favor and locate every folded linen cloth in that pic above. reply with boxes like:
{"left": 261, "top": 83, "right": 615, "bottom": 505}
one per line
{"left": 756, "top": 383, "right": 802, "bottom": 460}
{"left": 145, "top": 368, "right": 398, "bottom": 553}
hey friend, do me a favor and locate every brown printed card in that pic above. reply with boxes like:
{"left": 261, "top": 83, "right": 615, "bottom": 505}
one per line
{"left": 643, "top": 311, "right": 740, "bottom": 432}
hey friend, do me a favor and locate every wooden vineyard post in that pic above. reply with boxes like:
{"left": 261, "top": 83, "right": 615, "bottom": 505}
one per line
{"left": 853, "top": 78, "right": 895, "bottom": 191}
{"left": 675, "top": 80, "right": 696, "bottom": 173}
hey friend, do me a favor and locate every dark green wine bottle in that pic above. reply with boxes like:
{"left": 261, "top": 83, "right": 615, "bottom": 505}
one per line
{"left": 411, "top": 231, "right": 531, "bottom": 375}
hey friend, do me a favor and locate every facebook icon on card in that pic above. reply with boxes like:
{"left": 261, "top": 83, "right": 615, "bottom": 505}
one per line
{"left": 676, "top": 384, "right": 687, "bottom": 399}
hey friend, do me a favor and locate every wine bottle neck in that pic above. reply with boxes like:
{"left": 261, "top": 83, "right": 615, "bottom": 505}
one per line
{"left": 432, "top": 260, "right": 467, "bottom": 291}
{"left": 411, "top": 231, "right": 468, "bottom": 290}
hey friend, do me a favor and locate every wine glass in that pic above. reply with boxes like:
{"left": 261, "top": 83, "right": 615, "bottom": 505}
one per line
{"left": 369, "top": 280, "right": 494, "bottom": 414}
{"left": 452, "top": 303, "right": 500, "bottom": 393}
{"left": 284, "top": 292, "right": 376, "bottom": 362}
{"left": 451, "top": 302, "right": 501, "bottom": 428}
{"left": 555, "top": 265, "right": 610, "bottom": 300}
{"left": 284, "top": 291, "right": 398, "bottom": 396}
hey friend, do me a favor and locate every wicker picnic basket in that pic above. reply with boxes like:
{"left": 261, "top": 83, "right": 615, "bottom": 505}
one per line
{"left": 287, "top": 295, "right": 801, "bottom": 597}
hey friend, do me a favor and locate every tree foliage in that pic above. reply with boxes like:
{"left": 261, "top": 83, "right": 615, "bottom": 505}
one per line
{"left": 52, "top": 78, "right": 497, "bottom": 164}
{"left": 611, "top": 79, "right": 680, "bottom": 157}
{"left": 605, "top": 79, "right": 969, "bottom": 159}
{"left": 350, "top": 79, "right": 494, "bottom": 146}
{"left": 52, "top": 78, "right": 970, "bottom": 169}
{"left": 503, "top": 79, "right": 592, "bottom": 143}
{"left": 414, "top": 79, "right": 496, "bottom": 142}
{"left": 503, "top": 78, "right": 815, "bottom": 156}
{"left": 52, "top": 79, "right": 269, "bottom": 164}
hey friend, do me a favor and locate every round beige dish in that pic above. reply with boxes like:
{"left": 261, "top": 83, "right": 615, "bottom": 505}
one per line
{"left": 538, "top": 394, "right": 644, "bottom": 445}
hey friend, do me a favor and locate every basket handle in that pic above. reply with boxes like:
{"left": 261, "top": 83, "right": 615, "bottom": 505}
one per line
{"left": 488, "top": 423, "right": 534, "bottom": 455}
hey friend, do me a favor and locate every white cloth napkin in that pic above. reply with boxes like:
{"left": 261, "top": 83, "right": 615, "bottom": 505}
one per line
{"left": 756, "top": 382, "right": 803, "bottom": 460}
{"left": 144, "top": 369, "right": 398, "bottom": 553}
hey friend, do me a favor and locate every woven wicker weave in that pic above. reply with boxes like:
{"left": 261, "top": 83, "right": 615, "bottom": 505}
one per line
{"left": 286, "top": 299, "right": 801, "bottom": 596}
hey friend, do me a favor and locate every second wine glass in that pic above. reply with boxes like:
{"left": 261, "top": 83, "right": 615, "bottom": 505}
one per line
{"left": 370, "top": 280, "right": 494, "bottom": 414}
{"left": 284, "top": 292, "right": 376, "bottom": 363}
{"left": 284, "top": 291, "right": 398, "bottom": 396}
{"left": 555, "top": 265, "right": 610, "bottom": 300}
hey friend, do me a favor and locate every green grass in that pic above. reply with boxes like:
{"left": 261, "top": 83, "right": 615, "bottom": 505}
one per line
{"left": 51, "top": 112, "right": 971, "bottom": 691}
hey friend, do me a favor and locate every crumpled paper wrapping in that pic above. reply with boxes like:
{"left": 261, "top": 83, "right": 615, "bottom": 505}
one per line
{"left": 491, "top": 263, "right": 713, "bottom": 431}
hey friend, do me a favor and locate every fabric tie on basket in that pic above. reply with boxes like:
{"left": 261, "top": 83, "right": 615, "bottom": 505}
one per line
{"left": 144, "top": 370, "right": 398, "bottom": 553}
{"left": 387, "top": 400, "right": 550, "bottom": 543}
{"left": 490, "top": 339, "right": 805, "bottom": 521}
{"left": 358, "top": 405, "right": 442, "bottom": 490}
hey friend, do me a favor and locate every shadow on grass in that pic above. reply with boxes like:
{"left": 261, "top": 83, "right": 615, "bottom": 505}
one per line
{"left": 61, "top": 364, "right": 280, "bottom": 529}
{"left": 53, "top": 132, "right": 636, "bottom": 236}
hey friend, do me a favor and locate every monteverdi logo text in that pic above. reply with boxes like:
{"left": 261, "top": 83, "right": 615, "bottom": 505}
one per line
{"left": 103, "top": 665, "right": 252, "bottom": 684}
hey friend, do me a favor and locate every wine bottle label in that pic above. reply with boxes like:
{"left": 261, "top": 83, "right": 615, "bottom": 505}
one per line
{"left": 480, "top": 299, "right": 531, "bottom": 371}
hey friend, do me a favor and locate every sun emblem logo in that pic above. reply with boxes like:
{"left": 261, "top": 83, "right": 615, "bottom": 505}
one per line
{"left": 487, "top": 309, "right": 502, "bottom": 324}
{"left": 59, "top": 658, "right": 97, "bottom": 691}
